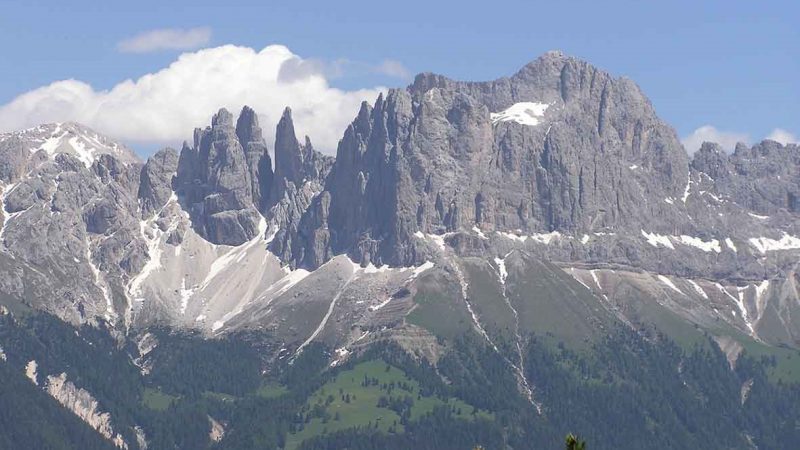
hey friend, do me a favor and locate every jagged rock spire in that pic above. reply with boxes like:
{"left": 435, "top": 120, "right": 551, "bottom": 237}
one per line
{"left": 236, "top": 105, "right": 273, "bottom": 212}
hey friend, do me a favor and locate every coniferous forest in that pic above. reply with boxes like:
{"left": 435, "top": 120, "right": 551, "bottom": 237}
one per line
{"left": 1, "top": 312, "right": 799, "bottom": 449}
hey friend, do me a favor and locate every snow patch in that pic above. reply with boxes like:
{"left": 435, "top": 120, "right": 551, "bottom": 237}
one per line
{"left": 749, "top": 234, "right": 800, "bottom": 253}
{"left": 472, "top": 225, "right": 487, "bottom": 239}
{"left": 725, "top": 238, "right": 737, "bottom": 252}
{"left": 179, "top": 278, "right": 196, "bottom": 315}
{"left": 494, "top": 257, "right": 508, "bottom": 286}
{"left": 748, "top": 212, "right": 769, "bottom": 220}
{"left": 410, "top": 261, "right": 435, "bottom": 279}
{"left": 330, "top": 347, "right": 351, "bottom": 368}
{"left": 490, "top": 102, "right": 549, "bottom": 126}
{"left": 675, "top": 235, "right": 721, "bottom": 253}
{"left": 415, "top": 231, "right": 447, "bottom": 251}
{"left": 496, "top": 230, "right": 562, "bottom": 244}
{"left": 641, "top": 230, "right": 674, "bottom": 249}
{"left": 127, "top": 218, "right": 166, "bottom": 303}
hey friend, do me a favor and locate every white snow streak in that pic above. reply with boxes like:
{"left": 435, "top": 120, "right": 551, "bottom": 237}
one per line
{"left": 86, "top": 241, "right": 116, "bottom": 321}
{"left": 179, "top": 278, "right": 195, "bottom": 315}
{"left": 0, "top": 183, "right": 19, "bottom": 246}
{"left": 716, "top": 283, "right": 755, "bottom": 335}
{"left": 657, "top": 275, "right": 684, "bottom": 296}
{"left": 681, "top": 174, "right": 692, "bottom": 203}
{"left": 687, "top": 280, "right": 708, "bottom": 300}
{"left": 294, "top": 269, "right": 357, "bottom": 357}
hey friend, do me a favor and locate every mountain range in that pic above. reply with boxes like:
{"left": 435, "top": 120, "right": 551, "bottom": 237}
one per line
{"left": 1, "top": 51, "right": 799, "bottom": 450}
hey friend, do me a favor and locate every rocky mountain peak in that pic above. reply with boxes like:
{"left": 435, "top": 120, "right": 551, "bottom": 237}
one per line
{"left": 273, "top": 107, "right": 306, "bottom": 189}
{"left": 691, "top": 142, "right": 730, "bottom": 179}
{"left": 235, "top": 105, "right": 273, "bottom": 213}
{"left": 0, "top": 122, "right": 140, "bottom": 171}
{"left": 235, "top": 105, "right": 262, "bottom": 146}
{"left": 211, "top": 108, "right": 234, "bottom": 128}
{"left": 273, "top": 52, "right": 692, "bottom": 268}
{"left": 175, "top": 108, "right": 263, "bottom": 245}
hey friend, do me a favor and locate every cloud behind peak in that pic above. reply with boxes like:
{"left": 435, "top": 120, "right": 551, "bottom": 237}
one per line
{"left": 0, "top": 44, "right": 385, "bottom": 155}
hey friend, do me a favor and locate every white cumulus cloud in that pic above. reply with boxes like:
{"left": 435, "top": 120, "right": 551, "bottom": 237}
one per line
{"left": 0, "top": 45, "right": 386, "bottom": 155}
{"left": 766, "top": 128, "right": 798, "bottom": 145}
{"left": 117, "top": 27, "right": 213, "bottom": 53}
{"left": 681, "top": 125, "right": 750, "bottom": 154}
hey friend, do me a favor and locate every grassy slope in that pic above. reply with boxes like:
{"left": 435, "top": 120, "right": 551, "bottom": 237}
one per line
{"left": 407, "top": 270, "right": 473, "bottom": 340}
{"left": 142, "top": 387, "right": 179, "bottom": 411}
{"left": 285, "top": 360, "right": 487, "bottom": 449}
{"left": 506, "top": 254, "right": 618, "bottom": 348}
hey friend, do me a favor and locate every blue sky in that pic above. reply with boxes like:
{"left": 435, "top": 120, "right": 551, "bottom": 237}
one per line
{"left": 0, "top": 0, "right": 797, "bottom": 154}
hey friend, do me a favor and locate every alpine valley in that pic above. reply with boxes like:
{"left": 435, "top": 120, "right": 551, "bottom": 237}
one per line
{"left": 1, "top": 52, "right": 799, "bottom": 450}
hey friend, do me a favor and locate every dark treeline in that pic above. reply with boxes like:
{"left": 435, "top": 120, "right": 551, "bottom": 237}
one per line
{"left": 1, "top": 313, "right": 800, "bottom": 449}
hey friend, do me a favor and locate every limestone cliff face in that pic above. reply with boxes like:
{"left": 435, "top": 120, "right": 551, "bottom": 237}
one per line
{"left": 0, "top": 124, "right": 146, "bottom": 327}
{"left": 173, "top": 108, "right": 269, "bottom": 246}
{"left": 287, "top": 51, "right": 690, "bottom": 268}
{"left": 45, "top": 373, "right": 128, "bottom": 449}
{"left": 266, "top": 108, "right": 334, "bottom": 268}
{"left": 692, "top": 140, "right": 800, "bottom": 214}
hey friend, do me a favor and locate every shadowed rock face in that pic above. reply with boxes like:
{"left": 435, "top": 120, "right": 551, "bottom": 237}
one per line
{"left": 138, "top": 147, "right": 179, "bottom": 218}
{"left": 236, "top": 106, "right": 273, "bottom": 213}
{"left": 173, "top": 108, "right": 268, "bottom": 246}
{"left": 267, "top": 108, "right": 334, "bottom": 268}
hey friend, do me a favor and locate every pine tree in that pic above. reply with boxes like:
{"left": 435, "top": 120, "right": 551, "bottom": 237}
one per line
{"left": 565, "top": 433, "right": 587, "bottom": 450}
